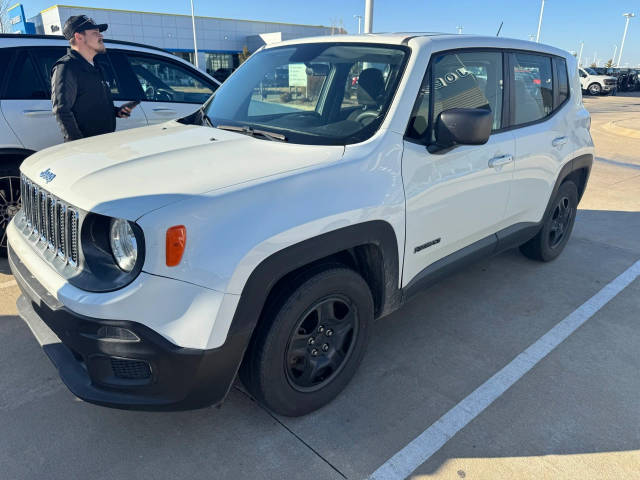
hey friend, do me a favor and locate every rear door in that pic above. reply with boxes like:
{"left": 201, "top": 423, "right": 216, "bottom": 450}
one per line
{"left": 0, "top": 48, "right": 61, "bottom": 151}
{"left": 119, "top": 51, "right": 217, "bottom": 124}
{"left": 0, "top": 47, "right": 148, "bottom": 153}
{"left": 505, "top": 52, "right": 569, "bottom": 225}
{"left": 402, "top": 49, "right": 515, "bottom": 286}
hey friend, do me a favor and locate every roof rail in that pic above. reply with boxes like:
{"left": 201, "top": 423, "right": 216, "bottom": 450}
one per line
{"left": 0, "top": 33, "right": 169, "bottom": 54}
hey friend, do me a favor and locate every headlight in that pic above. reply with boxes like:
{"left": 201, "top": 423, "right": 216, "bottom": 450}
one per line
{"left": 110, "top": 218, "right": 138, "bottom": 272}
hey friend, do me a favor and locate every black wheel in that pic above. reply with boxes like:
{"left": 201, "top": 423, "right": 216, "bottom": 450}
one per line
{"left": 587, "top": 83, "right": 602, "bottom": 95}
{"left": 240, "top": 266, "right": 373, "bottom": 416}
{"left": 520, "top": 181, "right": 578, "bottom": 262}
{"left": 0, "top": 163, "right": 22, "bottom": 257}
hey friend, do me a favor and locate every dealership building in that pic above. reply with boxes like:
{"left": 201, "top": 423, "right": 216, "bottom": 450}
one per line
{"left": 9, "top": 4, "right": 341, "bottom": 74}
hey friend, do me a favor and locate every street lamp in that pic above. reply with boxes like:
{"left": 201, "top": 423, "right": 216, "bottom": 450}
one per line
{"left": 577, "top": 41, "right": 584, "bottom": 67}
{"left": 617, "top": 13, "right": 635, "bottom": 67}
{"left": 536, "top": 0, "right": 546, "bottom": 42}
{"left": 190, "top": 0, "right": 199, "bottom": 69}
{"left": 353, "top": 15, "right": 362, "bottom": 34}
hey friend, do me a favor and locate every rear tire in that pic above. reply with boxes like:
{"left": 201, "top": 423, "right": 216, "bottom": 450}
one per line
{"left": 0, "top": 161, "right": 23, "bottom": 258}
{"left": 520, "top": 181, "right": 578, "bottom": 262}
{"left": 240, "top": 265, "right": 373, "bottom": 416}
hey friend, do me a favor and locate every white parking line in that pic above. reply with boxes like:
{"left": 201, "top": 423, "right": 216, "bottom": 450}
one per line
{"left": 369, "top": 259, "right": 640, "bottom": 480}
{"left": 0, "top": 279, "right": 17, "bottom": 289}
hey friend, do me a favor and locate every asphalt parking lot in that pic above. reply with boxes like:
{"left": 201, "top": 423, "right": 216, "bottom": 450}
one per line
{"left": 1, "top": 93, "right": 639, "bottom": 480}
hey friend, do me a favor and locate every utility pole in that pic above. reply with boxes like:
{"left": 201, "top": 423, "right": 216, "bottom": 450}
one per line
{"left": 364, "top": 0, "right": 373, "bottom": 33}
{"left": 536, "top": 0, "right": 545, "bottom": 42}
{"left": 190, "top": 0, "right": 199, "bottom": 69}
{"left": 353, "top": 15, "right": 362, "bottom": 34}
{"left": 617, "top": 13, "right": 635, "bottom": 67}
{"left": 577, "top": 41, "right": 584, "bottom": 67}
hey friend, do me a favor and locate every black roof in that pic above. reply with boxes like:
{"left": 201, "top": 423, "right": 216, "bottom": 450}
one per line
{"left": 0, "top": 33, "right": 168, "bottom": 54}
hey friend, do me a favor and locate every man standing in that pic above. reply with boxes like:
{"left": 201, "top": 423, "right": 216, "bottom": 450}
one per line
{"left": 51, "top": 15, "right": 136, "bottom": 142}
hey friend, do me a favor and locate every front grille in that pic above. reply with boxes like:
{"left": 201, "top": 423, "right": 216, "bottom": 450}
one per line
{"left": 605, "top": 79, "right": 617, "bottom": 85}
{"left": 110, "top": 358, "right": 152, "bottom": 380}
{"left": 19, "top": 174, "right": 80, "bottom": 267}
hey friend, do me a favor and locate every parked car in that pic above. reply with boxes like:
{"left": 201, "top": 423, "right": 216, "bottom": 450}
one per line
{"left": 0, "top": 34, "right": 220, "bottom": 254}
{"left": 578, "top": 67, "right": 617, "bottom": 95}
{"left": 8, "top": 33, "right": 593, "bottom": 416}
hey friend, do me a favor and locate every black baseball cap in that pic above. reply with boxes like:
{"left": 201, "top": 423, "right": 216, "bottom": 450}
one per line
{"left": 63, "top": 15, "right": 108, "bottom": 40}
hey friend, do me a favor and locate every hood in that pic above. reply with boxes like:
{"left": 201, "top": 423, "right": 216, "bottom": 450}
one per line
{"left": 21, "top": 122, "right": 344, "bottom": 219}
{"left": 588, "top": 74, "right": 617, "bottom": 81}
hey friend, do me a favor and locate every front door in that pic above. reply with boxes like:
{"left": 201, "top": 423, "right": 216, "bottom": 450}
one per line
{"left": 402, "top": 49, "right": 514, "bottom": 287}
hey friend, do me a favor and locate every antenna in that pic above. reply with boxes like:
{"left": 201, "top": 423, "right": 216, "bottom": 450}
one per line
{"left": 496, "top": 21, "right": 503, "bottom": 37}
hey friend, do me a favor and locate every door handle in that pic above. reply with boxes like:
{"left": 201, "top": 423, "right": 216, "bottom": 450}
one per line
{"left": 152, "top": 108, "right": 177, "bottom": 113}
{"left": 23, "top": 109, "right": 53, "bottom": 117}
{"left": 552, "top": 136, "right": 568, "bottom": 147}
{"left": 488, "top": 155, "right": 514, "bottom": 168}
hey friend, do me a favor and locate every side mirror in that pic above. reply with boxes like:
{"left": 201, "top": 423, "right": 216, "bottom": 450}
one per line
{"left": 433, "top": 108, "right": 493, "bottom": 150}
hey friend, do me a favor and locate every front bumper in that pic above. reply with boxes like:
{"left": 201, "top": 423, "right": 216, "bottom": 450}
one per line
{"left": 9, "top": 244, "right": 250, "bottom": 410}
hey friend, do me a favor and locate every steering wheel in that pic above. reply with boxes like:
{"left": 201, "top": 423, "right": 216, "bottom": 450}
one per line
{"left": 354, "top": 110, "right": 380, "bottom": 125}
{"left": 156, "top": 89, "right": 173, "bottom": 102}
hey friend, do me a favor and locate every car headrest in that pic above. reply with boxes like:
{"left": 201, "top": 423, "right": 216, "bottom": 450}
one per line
{"left": 357, "top": 68, "right": 385, "bottom": 106}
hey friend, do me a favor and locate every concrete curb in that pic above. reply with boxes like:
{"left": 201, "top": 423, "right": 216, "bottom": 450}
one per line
{"left": 602, "top": 120, "right": 640, "bottom": 139}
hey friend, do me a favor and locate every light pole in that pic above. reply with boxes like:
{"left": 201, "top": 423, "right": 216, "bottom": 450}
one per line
{"left": 611, "top": 45, "right": 617, "bottom": 66}
{"left": 617, "top": 13, "right": 635, "bottom": 67}
{"left": 190, "top": 0, "right": 199, "bottom": 69}
{"left": 457, "top": 25, "right": 463, "bottom": 34}
{"left": 577, "top": 41, "right": 584, "bottom": 67}
{"left": 353, "top": 15, "right": 362, "bottom": 34}
{"left": 536, "top": 0, "right": 545, "bottom": 42}
{"left": 364, "top": 0, "right": 373, "bottom": 33}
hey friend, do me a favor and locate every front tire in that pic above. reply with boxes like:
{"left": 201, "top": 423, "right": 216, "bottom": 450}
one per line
{"left": 520, "top": 181, "right": 578, "bottom": 262}
{"left": 0, "top": 162, "right": 22, "bottom": 257}
{"left": 240, "top": 266, "right": 373, "bottom": 416}
{"left": 588, "top": 83, "right": 602, "bottom": 95}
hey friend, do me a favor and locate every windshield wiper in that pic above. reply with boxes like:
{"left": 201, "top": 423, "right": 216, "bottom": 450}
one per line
{"left": 215, "top": 124, "right": 287, "bottom": 142}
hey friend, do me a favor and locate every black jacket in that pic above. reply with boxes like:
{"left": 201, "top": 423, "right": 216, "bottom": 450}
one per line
{"left": 51, "top": 49, "right": 119, "bottom": 142}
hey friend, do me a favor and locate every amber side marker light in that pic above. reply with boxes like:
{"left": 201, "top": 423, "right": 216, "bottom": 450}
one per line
{"left": 166, "top": 226, "right": 187, "bottom": 267}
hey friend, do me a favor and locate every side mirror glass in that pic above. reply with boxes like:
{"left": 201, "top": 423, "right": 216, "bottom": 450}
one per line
{"left": 433, "top": 108, "right": 493, "bottom": 150}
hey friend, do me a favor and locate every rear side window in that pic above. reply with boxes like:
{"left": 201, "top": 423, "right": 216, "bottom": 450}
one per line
{"left": 31, "top": 48, "right": 125, "bottom": 100}
{"left": 0, "top": 49, "right": 13, "bottom": 97}
{"left": 4, "top": 51, "right": 48, "bottom": 100}
{"left": 553, "top": 57, "right": 569, "bottom": 107}
{"left": 512, "top": 53, "right": 553, "bottom": 125}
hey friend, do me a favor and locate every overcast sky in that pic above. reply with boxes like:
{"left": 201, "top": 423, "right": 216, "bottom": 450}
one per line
{"left": 21, "top": 0, "right": 640, "bottom": 67}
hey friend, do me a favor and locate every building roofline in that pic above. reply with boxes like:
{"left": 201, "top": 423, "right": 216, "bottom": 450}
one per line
{"left": 39, "top": 4, "right": 334, "bottom": 30}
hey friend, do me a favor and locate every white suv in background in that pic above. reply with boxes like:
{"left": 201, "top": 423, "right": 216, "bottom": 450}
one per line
{"left": 578, "top": 67, "right": 617, "bottom": 95}
{"left": 8, "top": 34, "right": 594, "bottom": 416}
{"left": 0, "top": 34, "right": 220, "bottom": 254}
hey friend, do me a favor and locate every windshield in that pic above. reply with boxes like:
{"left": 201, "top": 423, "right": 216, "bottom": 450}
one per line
{"left": 584, "top": 68, "right": 598, "bottom": 75}
{"left": 203, "top": 43, "right": 409, "bottom": 145}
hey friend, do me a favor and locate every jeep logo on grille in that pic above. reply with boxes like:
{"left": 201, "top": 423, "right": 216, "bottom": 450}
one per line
{"left": 39, "top": 169, "right": 56, "bottom": 184}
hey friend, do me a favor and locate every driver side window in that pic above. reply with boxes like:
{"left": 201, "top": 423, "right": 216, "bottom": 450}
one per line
{"left": 126, "top": 54, "right": 214, "bottom": 104}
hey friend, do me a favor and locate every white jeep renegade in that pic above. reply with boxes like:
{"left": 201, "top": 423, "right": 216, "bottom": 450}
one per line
{"left": 8, "top": 34, "right": 593, "bottom": 416}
